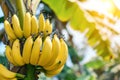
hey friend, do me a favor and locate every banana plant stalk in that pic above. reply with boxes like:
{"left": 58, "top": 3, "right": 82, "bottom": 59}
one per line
{"left": 16, "top": 0, "right": 26, "bottom": 29}
{"left": 23, "top": 64, "right": 36, "bottom": 80}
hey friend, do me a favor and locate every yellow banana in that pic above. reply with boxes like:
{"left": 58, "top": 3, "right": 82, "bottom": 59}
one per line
{"left": 12, "top": 39, "right": 25, "bottom": 66}
{"left": 45, "top": 34, "right": 60, "bottom": 66}
{"left": 4, "top": 20, "right": 17, "bottom": 40}
{"left": 0, "top": 77, "right": 17, "bottom": 80}
{"left": 22, "top": 36, "right": 33, "bottom": 64}
{"left": 0, "top": 64, "right": 16, "bottom": 79}
{"left": 45, "top": 65, "right": 64, "bottom": 77}
{"left": 12, "top": 14, "right": 23, "bottom": 38}
{"left": 56, "top": 38, "right": 68, "bottom": 68}
{"left": 5, "top": 45, "right": 18, "bottom": 66}
{"left": 31, "top": 15, "right": 38, "bottom": 35}
{"left": 30, "top": 36, "right": 42, "bottom": 65}
{"left": 0, "top": 74, "right": 16, "bottom": 80}
{"left": 44, "top": 38, "right": 68, "bottom": 70}
{"left": 44, "top": 19, "right": 52, "bottom": 36}
{"left": 39, "top": 13, "right": 45, "bottom": 33}
{"left": 23, "top": 12, "right": 31, "bottom": 38}
{"left": 0, "top": 76, "right": 8, "bottom": 80}
{"left": 11, "top": 78, "right": 17, "bottom": 80}
{"left": 38, "top": 36, "right": 52, "bottom": 66}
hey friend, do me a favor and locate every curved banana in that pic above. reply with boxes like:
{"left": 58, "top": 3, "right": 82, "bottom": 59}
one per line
{"left": 45, "top": 34, "right": 60, "bottom": 66}
{"left": 11, "top": 78, "right": 17, "bottom": 80}
{"left": 44, "top": 38, "right": 68, "bottom": 70}
{"left": 45, "top": 65, "right": 64, "bottom": 77}
{"left": 30, "top": 36, "right": 42, "bottom": 65}
{"left": 12, "top": 39, "right": 25, "bottom": 66}
{"left": 38, "top": 36, "right": 52, "bottom": 66}
{"left": 44, "top": 19, "right": 52, "bottom": 36}
{"left": 5, "top": 45, "right": 18, "bottom": 66}
{"left": 4, "top": 20, "right": 17, "bottom": 40}
{"left": 39, "top": 14, "right": 45, "bottom": 33}
{"left": 0, "top": 76, "right": 8, "bottom": 80}
{"left": 22, "top": 36, "right": 33, "bottom": 64}
{"left": 12, "top": 14, "right": 23, "bottom": 38}
{"left": 23, "top": 12, "right": 31, "bottom": 38}
{"left": 0, "top": 75, "right": 17, "bottom": 80}
{"left": 31, "top": 15, "right": 38, "bottom": 35}
{"left": 0, "top": 64, "right": 16, "bottom": 79}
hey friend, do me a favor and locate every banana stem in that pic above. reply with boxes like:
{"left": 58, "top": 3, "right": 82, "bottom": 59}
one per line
{"left": 16, "top": 0, "right": 26, "bottom": 29}
{"left": 16, "top": 73, "right": 25, "bottom": 79}
{"left": 23, "top": 64, "right": 36, "bottom": 80}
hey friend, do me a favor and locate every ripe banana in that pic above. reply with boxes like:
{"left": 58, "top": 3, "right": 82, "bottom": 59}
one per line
{"left": 0, "top": 76, "right": 8, "bottom": 80}
{"left": 44, "top": 19, "right": 52, "bottom": 36}
{"left": 22, "top": 36, "right": 33, "bottom": 64}
{"left": 0, "top": 75, "right": 17, "bottom": 80}
{"left": 5, "top": 45, "right": 18, "bottom": 66}
{"left": 39, "top": 13, "right": 45, "bottom": 33}
{"left": 0, "top": 64, "right": 16, "bottom": 79}
{"left": 31, "top": 15, "right": 38, "bottom": 35}
{"left": 30, "top": 36, "right": 42, "bottom": 65}
{"left": 38, "top": 36, "right": 52, "bottom": 66}
{"left": 45, "top": 65, "right": 64, "bottom": 77}
{"left": 12, "top": 39, "right": 25, "bottom": 66}
{"left": 23, "top": 12, "right": 31, "bottom": 38}
{"left": 45, "top": 34, "right": 60, "bottom": 66}
{"left": 11, "top": 78, "right": 17, "bottom": 80}
{"left": 55, "top": 38, "right": 68, "bottom": 68}
{"left": 44, "top": 38, "right": 68, "bottom": 70}
{"left": 12, "top": 14, "right": 23, "bottom": 38}
{"left": 4, "top": 20, "right": 17, "bottom": 40}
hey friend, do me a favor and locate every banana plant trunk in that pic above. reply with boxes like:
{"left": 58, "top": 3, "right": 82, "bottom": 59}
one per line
{"left": 23, "top": 64, "right": 36, "bottom": 80}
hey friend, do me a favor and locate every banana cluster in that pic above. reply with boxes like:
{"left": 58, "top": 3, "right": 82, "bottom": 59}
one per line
{"left": 4, "top": 12, "right": 52, "bottom": 40}
{"left": 4, "top": 12, "right": 68, "bottom": 77}
{"left": 0, "top": 64, "right": 19, "bottom": 80}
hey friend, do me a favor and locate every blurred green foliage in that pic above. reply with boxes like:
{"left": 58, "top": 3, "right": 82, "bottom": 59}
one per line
{"left": 0, "top": 55, "right": 8, "bottom": 67}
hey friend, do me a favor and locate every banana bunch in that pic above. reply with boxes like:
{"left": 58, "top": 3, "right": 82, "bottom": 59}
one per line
{"left": 0, "top": 64, "right": 24, "bottom": 80}
{"left": 4, "top": 12, "right": 68, "bottom": 77}
{"left": 5, "top": 39, "right": 25, "bottom": 66}
{"left": 4, "top": 12, "right": 52, "bottom": 40}
{"left": 5, "top": 33, "right": 68, "bottom": 77}
{"left": 43, "top": 38, "right": 68, "bottom": 77}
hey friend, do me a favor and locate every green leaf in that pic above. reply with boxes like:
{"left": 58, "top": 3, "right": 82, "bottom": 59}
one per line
{"left": 84, "top": 58, "right": 105, "bottom": 69}
{"left": 76, "top": 74, "right": 91, "bottom": 80}
{"left": 68, "top": 45, "right": 82, "bottom": 64}
{"left": 0, "top": 17, "right": 4, "bottom": 23}
{"left": 0, "top": 55, "right": 8, "bottom": 67}
{"left": 43, "top": 0, "right": 77, "bottom": 21}
{"left": 42, "top": 0, "right": 117, "bottom": 61}
{"left": 58, "top": 65, "right": 77, "bottom": 80}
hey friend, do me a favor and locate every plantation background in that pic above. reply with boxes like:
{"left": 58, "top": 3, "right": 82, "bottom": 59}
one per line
{"left": 1, "top": 0, "right": 120, "bottom": 80}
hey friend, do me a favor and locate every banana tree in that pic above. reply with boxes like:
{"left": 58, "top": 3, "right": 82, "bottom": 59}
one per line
{"left": 0, "top": 0, "right": 120, "bottom": 80}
